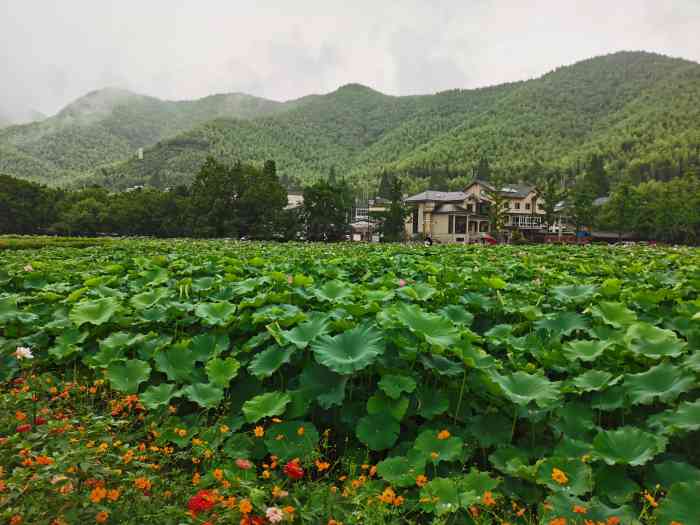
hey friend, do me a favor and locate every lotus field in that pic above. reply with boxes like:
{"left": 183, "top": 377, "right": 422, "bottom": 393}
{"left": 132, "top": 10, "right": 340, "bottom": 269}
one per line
{"left": 1, "top": 240, "right": 699, "bottom": 525}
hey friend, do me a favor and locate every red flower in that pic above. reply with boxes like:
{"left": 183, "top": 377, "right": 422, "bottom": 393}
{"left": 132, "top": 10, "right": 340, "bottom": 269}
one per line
{"left": 34, "top": 417, "right": 47, "bottom": 426}
{"left": 188, "top": 490, "right": 215, "bottom": 516}
{"left": 283, "top": 460, "right": 304, "bottom": 480}
{"left": 252, "top": 517, "right": 267, "bottom": 525}
{"left": 16, "top": 424, "right": 32, "bottom": 433}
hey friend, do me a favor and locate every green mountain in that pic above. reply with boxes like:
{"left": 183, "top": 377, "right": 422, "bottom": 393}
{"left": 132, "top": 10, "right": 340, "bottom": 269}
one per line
{"left": 3, "top": 51, "right": 700, "bottom": 190}
{"left": 0, "top": 88, "right": 293, "bottom": 184}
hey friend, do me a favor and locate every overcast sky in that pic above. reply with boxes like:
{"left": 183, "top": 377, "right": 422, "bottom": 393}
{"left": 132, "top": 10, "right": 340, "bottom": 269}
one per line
{"left": 1, "top": 0, "right": 700, "bottom": 116}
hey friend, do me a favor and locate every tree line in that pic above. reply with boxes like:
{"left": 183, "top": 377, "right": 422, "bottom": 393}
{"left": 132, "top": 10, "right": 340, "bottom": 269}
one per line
{"left": 0, "top": 157, "right": 407, "bottom": 242}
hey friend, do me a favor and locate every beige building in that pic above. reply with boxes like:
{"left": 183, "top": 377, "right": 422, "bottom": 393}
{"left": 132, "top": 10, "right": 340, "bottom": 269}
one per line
{"left": 404, "top": 180, "right": 558, "bottom": 243}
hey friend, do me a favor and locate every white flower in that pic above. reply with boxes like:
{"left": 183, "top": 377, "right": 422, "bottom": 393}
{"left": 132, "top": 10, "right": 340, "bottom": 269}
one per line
{"left": 23, "top": 264, "right": 34, "bottom": 272}
{"left": 265, "top": 506, "right": 284, "bottom": 523}
{"left": 14, "top": 347, "right": 34, "bottom": 360}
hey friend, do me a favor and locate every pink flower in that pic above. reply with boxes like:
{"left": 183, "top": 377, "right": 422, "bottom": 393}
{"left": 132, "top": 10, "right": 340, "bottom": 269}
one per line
{"left": 265, "top": 507, "right": 284, "bottom": 523}
{"left": 235, "top": 458, "right": 253, "bottom": 470}
{"left": 398, "top": 279, "right": 407, "bottom": 287}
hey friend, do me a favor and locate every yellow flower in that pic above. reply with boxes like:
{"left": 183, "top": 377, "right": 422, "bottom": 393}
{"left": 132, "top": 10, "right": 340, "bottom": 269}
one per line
{"left": 262, "top": 470, "right": 271, "bottom": 479}
{"left": 254, "top": 426, "right": 265, "bottom": 438}
{"left": 437, "top": 430, "right": 450, "bottom": 440}
{"left": 551, "top": 468, "right": 569, "bottom": 486}
{"left": 430, "top": 451, "right": 439, "bottom": 461}
{"left": 378, "top": 487, "right": 396, "bottom": 504}
{"left": 644, "top": 491, "right": 658, "bottom": 508}
{"left": 175, "top": 428, "right": 187, "bottom": 437}
{"left": 416, "top": 475, "right": 428, "bottom": 487}
{"left": 220, "top": 425, "right": 229, "bottom": 433}
{"left": 192, "top": 438, "right": 204, "bottom": 446}
{"left": 192, "top": 472, "right": 200, "bottom": 485}
{"left": 239, "top": 499, "right": 253, "bottom": 514}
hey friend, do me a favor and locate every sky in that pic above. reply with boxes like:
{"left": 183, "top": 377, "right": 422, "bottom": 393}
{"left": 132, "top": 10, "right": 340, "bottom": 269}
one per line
{"left": 1, "top": 0, "right": 700, "bottom": 117}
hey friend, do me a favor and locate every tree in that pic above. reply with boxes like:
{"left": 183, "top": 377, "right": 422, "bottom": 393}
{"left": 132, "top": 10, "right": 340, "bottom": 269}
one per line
{"left": 377, "top": 170, "right": 392, "bottom": 199}
{"left": 374, "top": 174, "right": 408, "bottom": 242}
{"left": 475, "top": 157, "right": 491, "bottom": 181}
{"left": 597, "top": 178, "right": 639, "bottom": 240}
{"left": 237, "top": 160, "right": 288, "bottom": 239}
{"left": 301, "top": 180, "right": 352, "bottom": 241}
{"left": 568, "top": 178, "right": 597, "bottom": 234}
{"left": 587, "top": 154, "right": 609, "bottom": 197}
{"left": 481, "top": 178, "right": 509, "bottom": 241}
{"left": 534, "top": 171, "right": 568, "bottom": 231}
{"left": 0, "top": 175, "right": 57, "bottom": 234}
{"left": 188, "top": 157, "right": 244, "bottom": 237}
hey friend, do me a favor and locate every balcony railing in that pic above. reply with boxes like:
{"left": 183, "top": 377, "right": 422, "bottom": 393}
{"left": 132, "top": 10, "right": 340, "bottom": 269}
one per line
{"left": 509, "top": 215, "right": 543, "bottom": 229}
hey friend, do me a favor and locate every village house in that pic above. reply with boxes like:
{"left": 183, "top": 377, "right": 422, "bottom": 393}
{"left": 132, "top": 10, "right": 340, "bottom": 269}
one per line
{"left": 404, "top": 179, "right": 564, "bottom": 243}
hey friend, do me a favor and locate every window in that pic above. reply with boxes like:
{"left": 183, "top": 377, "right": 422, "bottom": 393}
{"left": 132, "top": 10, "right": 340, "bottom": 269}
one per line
{"left": 455, "top": 216, "right": 467, "bottom": 234}
{"left": 412, "top": 209, "right": 419, "bottom": 234}
{"left": 448, "top": 215, "right": 454, "bottom": 234}
{"left": 467, "top": 203, "right": 474, "bottom": 213}
{"left": 525, "top": 203, "right": 531, "bottom": 210}
{"left": 514, "top": 202, "right": 520, "bottom": 210}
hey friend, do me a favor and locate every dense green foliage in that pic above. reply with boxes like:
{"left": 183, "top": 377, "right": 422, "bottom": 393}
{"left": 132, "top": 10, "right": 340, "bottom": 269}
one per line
{"left": 0, "top": 88, "right": 295, "bottom": 185}
{"left": 1, "top": 241, "right": 700, "bottom": 524}
{"left": 2, "top": 52, "right": 700, "bottom": 194}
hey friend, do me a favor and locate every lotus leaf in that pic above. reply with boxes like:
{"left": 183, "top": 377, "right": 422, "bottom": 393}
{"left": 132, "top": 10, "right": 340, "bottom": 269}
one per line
{"left": 311, "top": 324, "right": 384, "bottom": 375}
{"left": 356, "top": 414, "right": 399, "bottom": 451}
{"left": 70, "top": 297, "right": 119, "bottom": 326}
{"left": 593, "top": 427, "right": 666, "bottom": 466}
{"left": 105, "top": 359, "right": 151, "bottom": 393}
{"left": 242, "top": 392, "right": 291, "bottom": 423}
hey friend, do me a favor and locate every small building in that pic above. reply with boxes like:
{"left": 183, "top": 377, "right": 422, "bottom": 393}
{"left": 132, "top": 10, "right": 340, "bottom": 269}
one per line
{"left": 285, "top": 191, "right": 304, "bottom": 210}
{"left": 404, "top": 180, "right": 561, "bottom": 243}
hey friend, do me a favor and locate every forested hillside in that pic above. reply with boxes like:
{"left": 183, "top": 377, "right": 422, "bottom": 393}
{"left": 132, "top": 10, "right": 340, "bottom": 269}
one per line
{"left": 2, "top": 51, "right": 700, "bottom": 190}
{"left": 0, "top": 88, "right": 295, "bottom": 184}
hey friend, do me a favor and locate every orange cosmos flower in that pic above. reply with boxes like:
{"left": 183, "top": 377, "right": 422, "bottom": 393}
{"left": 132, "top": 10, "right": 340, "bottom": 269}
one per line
{"left": 297, "top": 426, "right": 305, "bottom": 436}
{"left": 15, "top": 411, "right": 27, "bottom": 422}
{"left": 549, "top": 518, "right": 567, "bottom": 525}
{"left": 416, "top": 475, "right": 428, "bottom": 487}
{"left": 213, "top": 469, "right": 224, "bottom": 481}
{"left": 89, "top": 486, "right": 107, "bottom": 503}
{"left": 36, "top": 455, "right": 54, "bottom": 466}
{"left": 254, "top": 426, "right": 265, "bottom": 438}
{"left": 315, "top": 460, "right": 330, "bottom": 472}
{"left": 239, "top": 499, "right": 253, "bottom": 514}
{"left": 107, "top": 489, "right": 120, "bottom": 502}
{"left": 572, "top": 505, "right": 587, "bottom": 514}
{"left": 482, "top": 491, "right": 496, "bottom": 507}
{"left": 643, "top": 491, "right": 658, "bottom": 508}
{"left": 134, "top": 477, "right": 152, "bottom": 491}
{"left": 437, "top": 430, "right": 450, "bottom": 440}
{"left": 10, "top": 516, "right": 23, "bottom": 525}
{"left": 95, "top": 511, "right": 109, "bottom": 523}
{"left": 551, "top": 468, "right": 569, "bottom": 485}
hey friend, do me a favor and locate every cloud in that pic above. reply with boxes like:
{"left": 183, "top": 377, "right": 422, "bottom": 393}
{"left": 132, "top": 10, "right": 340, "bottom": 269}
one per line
{"left": 0, "top": 0, "right": 698, "bottom": 116}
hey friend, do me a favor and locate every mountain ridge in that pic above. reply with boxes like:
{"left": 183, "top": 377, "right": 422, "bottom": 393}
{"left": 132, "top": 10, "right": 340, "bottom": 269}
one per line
{"left": 1, "top": 50, "right": 699, "bottom": 189}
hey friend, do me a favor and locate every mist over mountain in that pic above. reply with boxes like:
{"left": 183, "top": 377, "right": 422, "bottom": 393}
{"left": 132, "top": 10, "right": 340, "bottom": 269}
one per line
{"left": 1, "top": 51, "right": 699, "bottom": 191}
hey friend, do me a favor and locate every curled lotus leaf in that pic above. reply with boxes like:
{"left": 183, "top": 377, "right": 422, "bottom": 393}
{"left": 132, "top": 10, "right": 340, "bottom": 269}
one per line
{"left": 591, "top": 301, "right": 637, "bottom": 328}
{"left": 393, "top": 302, "right": 460, "bottom": 348}
{"left": 242, "top": 391, "right": 291, "bottom": 423}
{"left": 623, "top": 362, "right": 695, "bottom": 405}
{"left": 490, "top": 370, "right": 561, "bottom": 407}
{"left": 563, "top": 339, "right": 611, "bottom": 362}
{"left": 311, "top": 324, "right": 385, "bottom": 375}
{"left": 70, "top": 297, "right": 119, "bottom": 326}
{"left": 572, "top": 370, "right": 620, "bottom": 392}
{"left": 140, "top": 383, "right": 180, "bottom": 410}
{"left": 194, "top": 301, "right": 236, "bottom": 326}
{"left": 625, "top": 322, "right": 686, "bottom": 358}
{"left": 105, "top": 359, "right": 151, "bottom": 393}
{"left": 535, "top": 457, "right": 593, "bottom": 495}
{"left": 655, "top": 481, "right": 700, "bottom": 525}
{"left": 593, "top": 427, "right": 666, "bottom": 466}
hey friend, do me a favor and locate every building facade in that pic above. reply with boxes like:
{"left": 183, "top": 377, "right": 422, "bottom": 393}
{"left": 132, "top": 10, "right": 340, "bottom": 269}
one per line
{"left": 404, "top": 180, "right": 562, "bottom": 243}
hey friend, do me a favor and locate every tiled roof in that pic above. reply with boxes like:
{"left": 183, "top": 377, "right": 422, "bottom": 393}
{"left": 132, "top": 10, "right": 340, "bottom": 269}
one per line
{"left": 404, "top": 190, "right": 468, "bottom": 202}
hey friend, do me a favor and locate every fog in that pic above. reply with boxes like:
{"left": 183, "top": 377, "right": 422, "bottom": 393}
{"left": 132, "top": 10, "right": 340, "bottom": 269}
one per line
{"left": 1, "top": 0, "right": 699, "bottom": 117}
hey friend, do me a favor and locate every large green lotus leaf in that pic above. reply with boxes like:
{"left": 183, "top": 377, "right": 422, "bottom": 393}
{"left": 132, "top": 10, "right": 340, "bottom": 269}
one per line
{"left": 190, "top": 333, "right": 229, "bottom": 362}
{"left": 660, "top": 399, "right": 700, "bottom": 432}
{"left": 457, "top": 468, "right": 500, "bottom": 506}
{"left": 378, "top": 374, "right": 417, "bottom": 399}
{"left": 398, "top": 282, "right": 437, "bottom": 301}
{"left": 563, "top": 339, "right": 611, "bottom": 362}
{"left": 552, "top": 401, "right": 597, "bottom": 440}
{"left": 0, "top": 295, "right": 37, "bottom": 324}
{"left": 242, "top": 391, "right": 291, "bottom": 423}
{"left": 623, "top": 362, "right": 695, "bottom": 405}
{"left": 419, "top": 354, "right": 463, "bottom": 377}
{"left": 364, "top": 289, "right": 395, "bottom": 303}
{"left": 491, "top": 371, "right": 560, "bottom": 407}
{"left": 413, "top": 429, "right": 463, "bottom": 463}
{"left": 264, "top": 421, "right": 319, "bottom": 461}
{"left": 591, "top": 385, "right": 627, "bottom": 411}
{"left": 489, "top": 446, "right": 534, "bottom": 478}
{"left": 591, "top": 301, "right": 637, "bottom": 328}
{"left": 625, "top": 322, "right": 686, "bottom": 358}
{"left": 542, "top": 492, "right": 638, "bottom": 524}
{"left": 552, "top": 284, "right": 597, "bottom": 303}
{"left": 194, "top": 301, "right": 236, "bottom": 326}
{"left": 297, "top": 361, "right": 347, "bottom": 409}
{"left": 394, "top": 302, "right": 460, "bottom": 348}
{"left": 130, "top": 288, "right": 170, "bottom": 310}
{"left": 683, "top": 351, "right": 700, "bottom": 372}
{"left": 138, "top": 266, "right": 168, "bottom": 286}
{"left": 70, "top": 297, "right": 119, "bottom": 326}
{"left": 315, "top": 280, "right": 352, "bottom": 301}
{"left": 280, "top": 316, "right": 330, "bottom": 349}
{"left": 648, "top": 461, "right": 700, "bottom": 490}
{"left": 356, "top": 414, "right": 399, "bottom": 451}
{"left": 535, "top": 457, "right": 593, "bottom": 495}
{"left": 248, "top": 346, "right": 295, "bottom": 378}
{"left": 655, "top": 481, "right": 700, "bottom": 525}
{"left": 593, "top": 427, "right": 666, "bottom": 466}
{"left": 140, "top": 383, "right": 180, "bottom": 410}
{"left": 535, "top": 311, "right": 589, "bottom": 336}
{"left": 469, "top": 414, "right": 513, "bottom": 448}
{"left": 594, "top": 465, "right": 639, "bottom": 505}
{"left": 48, "top": 328, "right": 88, "bottom": 360}
{"left": 311, "top": 324, "right": 384, "bottom": 375}
{"left": 252, "top": 304, "right": 305, "bottom": 327}
{"left": 572, "top": 370, "right": 620, "bottom": 392}
{"left": 206, "top": 357, "right": 241, "bottom": 387}
{"left": 419, "top": 478, "right": 460, "bottom": 515}
{"left": 483, "top": 276, "right": 507, "bottom": 290}
{"left": 416, "top": 388, "right": 450, "bottom": 419}
{"left": 183, "top": 383, "right": 224, "bottom": 408}
{"left": 154, "top": 342, "right": 197, "bottom": 383}
{"left": 106, "top": 359, "right": 151, "bottom": 393}
{"left": 376, "top": 456, "right": 425, "bottom": 487}
{"left": 438, "top": 305, "right": 474, "bottom": 326}
{"left": 367, "top": 392, "right": 409, "bottom": 421}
